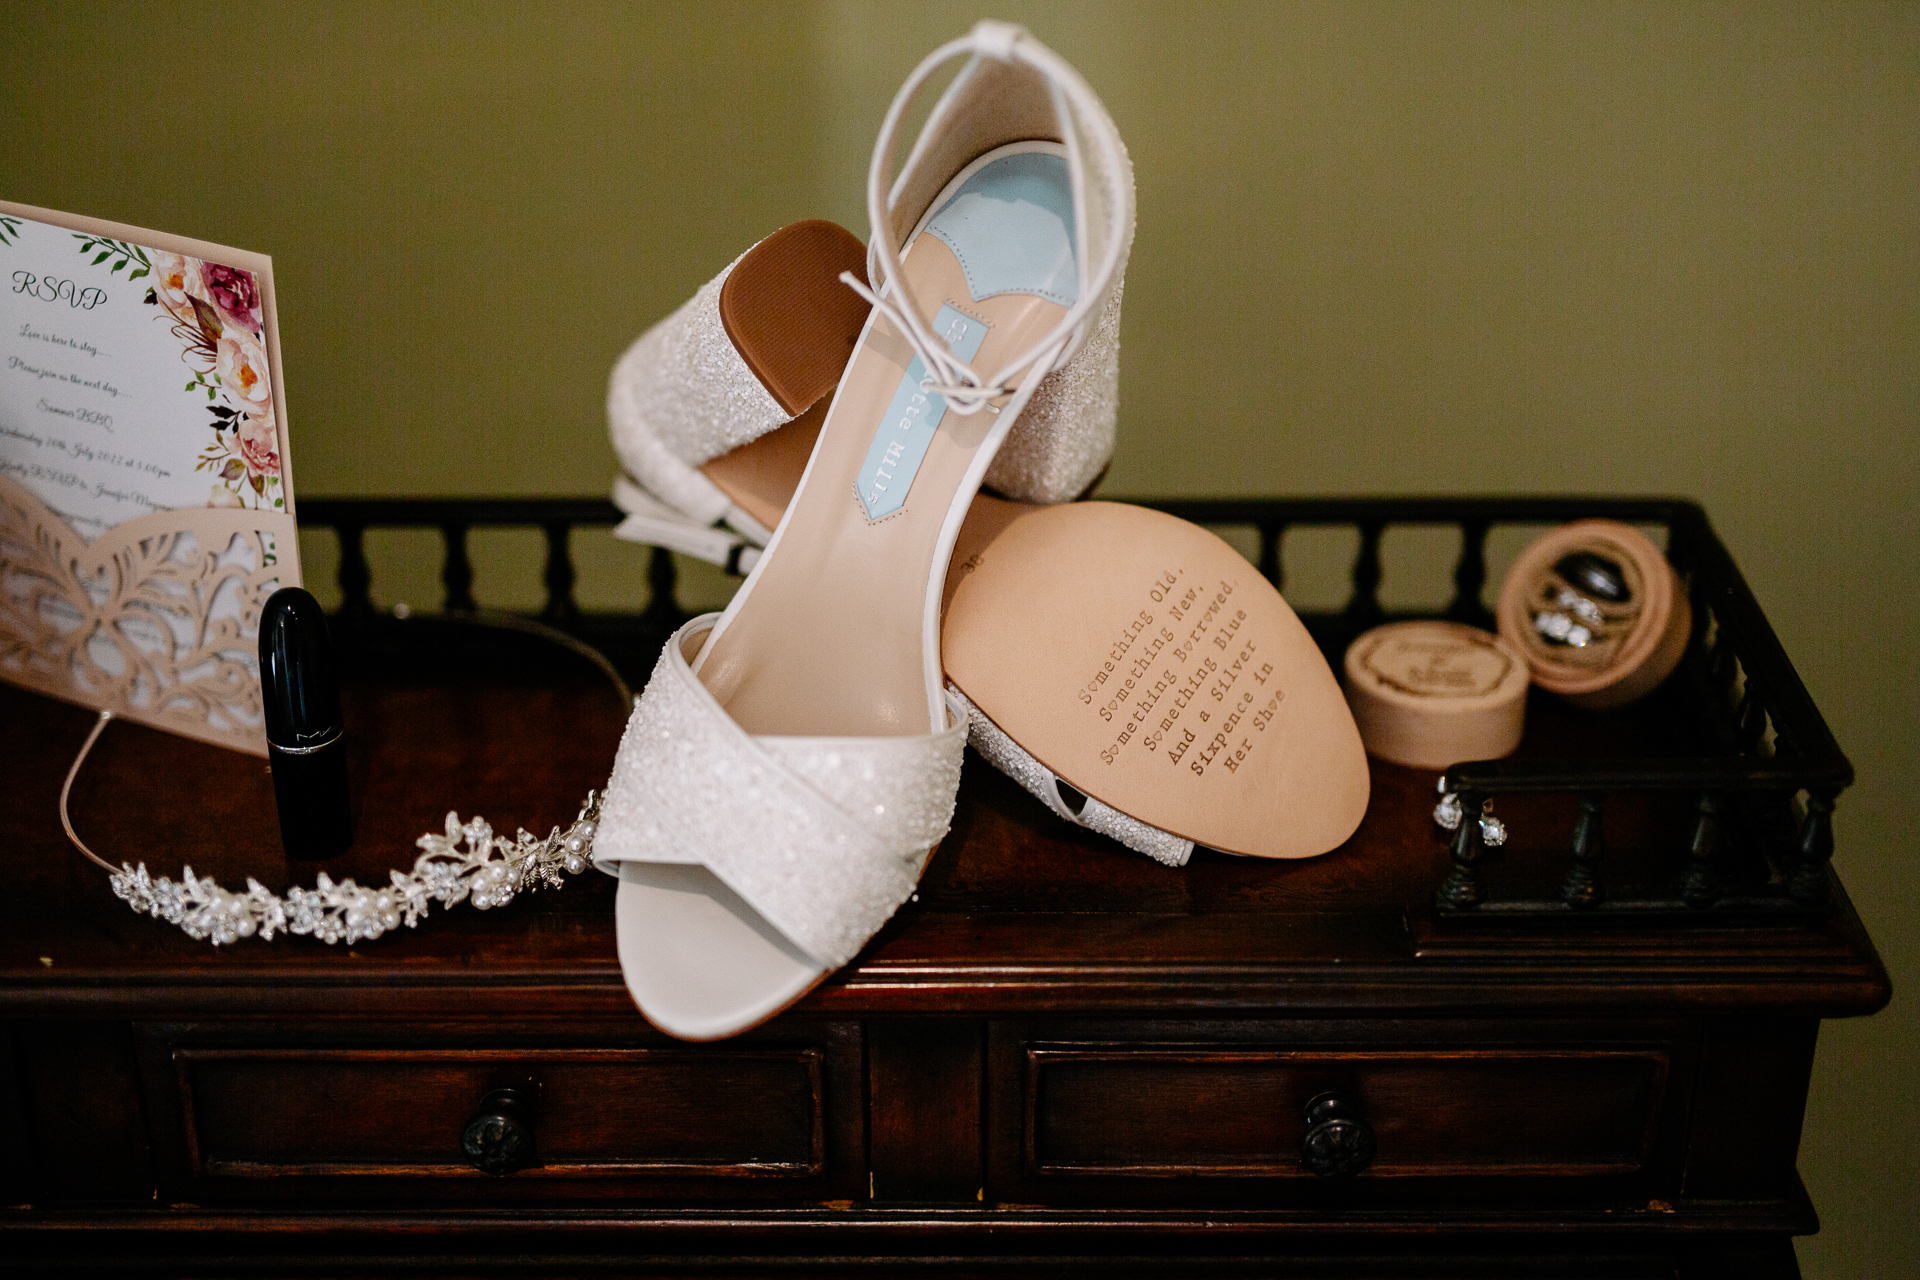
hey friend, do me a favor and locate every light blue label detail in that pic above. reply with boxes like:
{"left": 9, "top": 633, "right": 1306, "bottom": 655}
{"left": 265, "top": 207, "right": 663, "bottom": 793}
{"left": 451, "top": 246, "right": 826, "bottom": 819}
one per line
{"left": 855, "top": 303, "right": 990, "bottom": 521}
{"left": 924, "top": 150, "right": 1079, "bottom": 307}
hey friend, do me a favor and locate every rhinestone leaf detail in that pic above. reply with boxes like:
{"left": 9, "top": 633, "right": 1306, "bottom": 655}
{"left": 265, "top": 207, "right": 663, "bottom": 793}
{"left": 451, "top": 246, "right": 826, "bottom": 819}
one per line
{"left": 106, "top": 792, "right": 601, "bottom": 946}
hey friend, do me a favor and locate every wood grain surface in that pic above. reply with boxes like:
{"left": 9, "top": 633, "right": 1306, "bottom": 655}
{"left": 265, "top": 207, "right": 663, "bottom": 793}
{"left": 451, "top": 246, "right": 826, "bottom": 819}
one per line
{"left": 0, "top": 676, "right": 1888, "bottom": 1019}
{"left": 0, "top": 644, "right": 1890, "bottom": 1274}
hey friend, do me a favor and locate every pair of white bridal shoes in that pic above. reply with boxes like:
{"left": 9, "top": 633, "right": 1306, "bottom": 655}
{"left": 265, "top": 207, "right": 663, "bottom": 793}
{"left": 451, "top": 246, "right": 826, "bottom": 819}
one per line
{"left": 594, "top": 22, "right": 1370, "bottom": 1041}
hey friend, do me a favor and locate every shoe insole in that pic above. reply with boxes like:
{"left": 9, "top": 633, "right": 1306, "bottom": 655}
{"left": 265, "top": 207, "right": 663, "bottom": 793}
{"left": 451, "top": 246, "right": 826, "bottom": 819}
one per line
{"left": 616, "top": 861, "right": 823, "bottom": 1041}
{"left": 699, "top": 232, "right": 1371, "bottom": 858}
{"left": 696, "top": 144, "right": 1074, "bottom": 739}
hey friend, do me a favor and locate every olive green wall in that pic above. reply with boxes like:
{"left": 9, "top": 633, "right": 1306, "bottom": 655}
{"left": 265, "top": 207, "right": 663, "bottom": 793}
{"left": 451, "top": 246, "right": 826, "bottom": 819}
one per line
{"left": 4, "top": 4, "right": 1913, "bottom": 1272}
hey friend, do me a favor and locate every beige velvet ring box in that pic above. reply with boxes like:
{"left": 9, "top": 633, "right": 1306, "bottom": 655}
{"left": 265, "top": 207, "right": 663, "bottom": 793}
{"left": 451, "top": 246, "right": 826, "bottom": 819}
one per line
{"left": 1496, "top": 519, "right": 1692, "bottom": 711}
{"left": 1342, "top": 621, "right": 1530, "bottom": 770}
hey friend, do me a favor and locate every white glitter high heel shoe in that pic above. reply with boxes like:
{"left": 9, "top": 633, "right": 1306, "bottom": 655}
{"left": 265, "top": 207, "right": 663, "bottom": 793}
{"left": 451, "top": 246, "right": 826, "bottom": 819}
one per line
{"left": 604, "top": 218, "right": 1373, "bottom": 874}
{"left": 592, "top": 22, "right": 1141, "bottom": 1040}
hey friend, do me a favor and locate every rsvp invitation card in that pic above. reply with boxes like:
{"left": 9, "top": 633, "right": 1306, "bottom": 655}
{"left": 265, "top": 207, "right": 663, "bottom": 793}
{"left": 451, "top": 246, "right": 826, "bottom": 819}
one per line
{"left": 0, "top": 200, "right": 301, "bottom": 755}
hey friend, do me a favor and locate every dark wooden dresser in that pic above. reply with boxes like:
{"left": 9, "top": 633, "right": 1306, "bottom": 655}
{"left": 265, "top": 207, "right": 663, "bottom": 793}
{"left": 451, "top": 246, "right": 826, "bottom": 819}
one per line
{"left": 0, "top": 497, "right": 1892, "bottom": 1278}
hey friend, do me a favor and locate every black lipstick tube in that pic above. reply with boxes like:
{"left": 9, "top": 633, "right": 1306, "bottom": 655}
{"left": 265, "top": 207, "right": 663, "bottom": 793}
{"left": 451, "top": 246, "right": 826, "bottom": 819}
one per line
{"left": 259, "top": 586, "right": 354, "bottom": 860}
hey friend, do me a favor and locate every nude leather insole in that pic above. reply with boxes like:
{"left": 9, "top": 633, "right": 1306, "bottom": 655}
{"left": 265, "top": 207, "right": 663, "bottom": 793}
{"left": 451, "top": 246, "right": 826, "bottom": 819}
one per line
{"left": 694, "top": 154, "right": 1070, "bottom": 739}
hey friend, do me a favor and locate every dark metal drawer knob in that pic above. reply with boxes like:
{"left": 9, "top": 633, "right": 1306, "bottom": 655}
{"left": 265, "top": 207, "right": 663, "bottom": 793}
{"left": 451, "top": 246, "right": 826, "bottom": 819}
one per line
{"left": 1300, "top": 1091, "right": 1375, "bottom": 1177}
{"left": 461, "top": 1087, "right": 536, "bottom": 1175}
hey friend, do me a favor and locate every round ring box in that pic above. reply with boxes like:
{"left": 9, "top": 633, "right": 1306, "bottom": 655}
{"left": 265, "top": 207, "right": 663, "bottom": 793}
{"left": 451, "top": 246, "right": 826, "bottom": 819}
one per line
{"left": 1496, "top": 519, "right": 1692, "bottom": 711}
{"left": 1342, "top": 621, "right": 1530, "bottom": 769}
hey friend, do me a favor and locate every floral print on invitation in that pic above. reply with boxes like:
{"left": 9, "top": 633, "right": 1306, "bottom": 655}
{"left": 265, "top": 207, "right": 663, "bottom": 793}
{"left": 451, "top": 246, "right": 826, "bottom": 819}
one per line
{"left": 75, "top": 237, "right": 282, "bottom": 511}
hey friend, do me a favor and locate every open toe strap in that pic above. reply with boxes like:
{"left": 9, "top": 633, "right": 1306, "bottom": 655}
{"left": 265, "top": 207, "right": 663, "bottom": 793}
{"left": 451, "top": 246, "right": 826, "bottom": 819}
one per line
{"left": 595, "top": 615, "right": 967, "bottom": 970}
{"left": 947, "top": 683, "right": 1194, "bottom": 869}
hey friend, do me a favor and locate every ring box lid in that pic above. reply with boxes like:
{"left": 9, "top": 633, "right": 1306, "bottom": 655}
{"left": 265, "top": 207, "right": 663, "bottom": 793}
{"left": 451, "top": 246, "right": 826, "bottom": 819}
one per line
{"left": 1342, "top": 621, "right": 1529, "bottom": 769}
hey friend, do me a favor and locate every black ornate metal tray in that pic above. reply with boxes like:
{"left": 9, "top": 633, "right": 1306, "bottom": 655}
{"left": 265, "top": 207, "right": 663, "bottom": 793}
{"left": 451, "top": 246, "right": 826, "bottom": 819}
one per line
{"left": 298, "top": 494, "right": 1848, "bottom": 922}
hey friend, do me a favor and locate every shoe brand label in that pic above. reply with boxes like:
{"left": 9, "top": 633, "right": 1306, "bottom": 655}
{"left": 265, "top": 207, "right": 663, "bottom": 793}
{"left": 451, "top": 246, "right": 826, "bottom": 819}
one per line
{"left": 855, "top": 302, "right": 988, "bottom": 521}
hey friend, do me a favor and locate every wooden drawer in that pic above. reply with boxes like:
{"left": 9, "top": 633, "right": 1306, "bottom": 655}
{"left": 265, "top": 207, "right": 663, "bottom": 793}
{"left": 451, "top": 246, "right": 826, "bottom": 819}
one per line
{"left": 989, "top": 1021, "right": 1696, "bottom": 1207}
{"left": 137, "top": 1025, "right": 864, "bottom": 1204}
{"left": 1028, "top": 1046, "right": 1667, "bottom": 1177}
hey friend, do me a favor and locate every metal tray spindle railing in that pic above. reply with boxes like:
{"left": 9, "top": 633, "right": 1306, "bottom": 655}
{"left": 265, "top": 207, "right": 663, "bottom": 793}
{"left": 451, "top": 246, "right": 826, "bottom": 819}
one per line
{"left": 296, "top": 495, "right": 1849, "bottom": 922}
